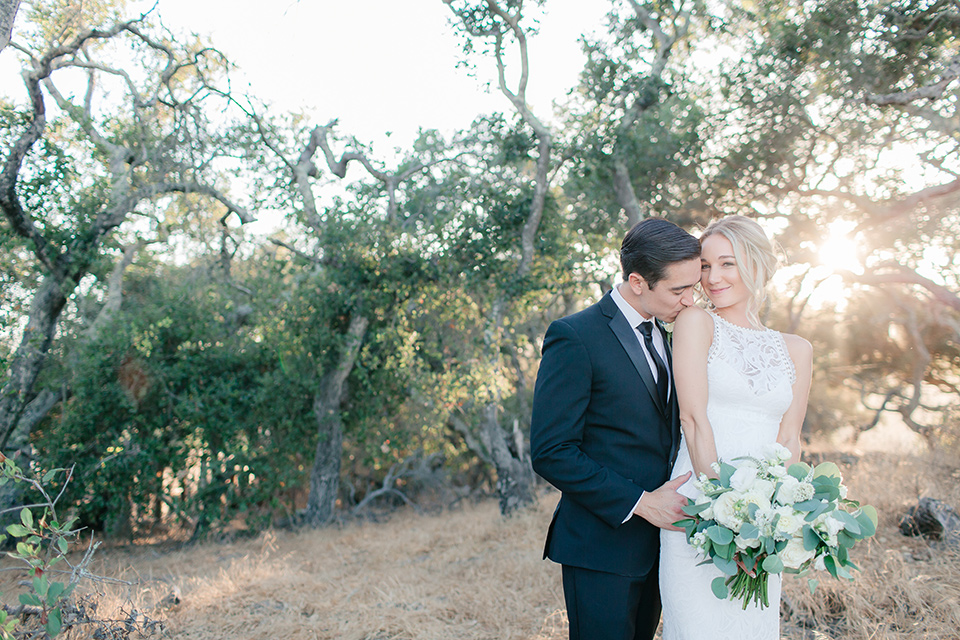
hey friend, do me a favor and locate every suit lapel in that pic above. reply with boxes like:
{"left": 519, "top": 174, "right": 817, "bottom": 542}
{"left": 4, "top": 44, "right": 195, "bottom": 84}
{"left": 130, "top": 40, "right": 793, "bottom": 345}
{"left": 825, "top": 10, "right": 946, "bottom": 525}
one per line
{"left": 603, "top": 294, "right": 667, "bottom": 417}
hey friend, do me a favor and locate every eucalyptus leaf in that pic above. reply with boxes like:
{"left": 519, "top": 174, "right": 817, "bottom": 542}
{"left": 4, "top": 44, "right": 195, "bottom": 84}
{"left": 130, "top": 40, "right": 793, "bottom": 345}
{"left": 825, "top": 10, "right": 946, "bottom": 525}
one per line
{"left": 762, "top": 554, "right": 784, "bottom": 574}
{"left": 711, "top": 576, "right": 729, "bottom": 599}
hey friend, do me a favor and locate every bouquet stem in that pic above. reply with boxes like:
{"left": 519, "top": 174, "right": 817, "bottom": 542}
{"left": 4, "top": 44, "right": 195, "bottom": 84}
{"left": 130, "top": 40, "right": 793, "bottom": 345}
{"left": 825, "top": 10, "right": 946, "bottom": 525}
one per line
{"left": 726, "top": 570, "right": 770, "bottom": 609}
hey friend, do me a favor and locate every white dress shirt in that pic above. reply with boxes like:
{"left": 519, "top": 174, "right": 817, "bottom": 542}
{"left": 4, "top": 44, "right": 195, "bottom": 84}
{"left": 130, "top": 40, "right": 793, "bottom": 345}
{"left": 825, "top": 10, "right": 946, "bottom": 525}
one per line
{"left": 611, "top": 283, "right": 672, "bottom": 523}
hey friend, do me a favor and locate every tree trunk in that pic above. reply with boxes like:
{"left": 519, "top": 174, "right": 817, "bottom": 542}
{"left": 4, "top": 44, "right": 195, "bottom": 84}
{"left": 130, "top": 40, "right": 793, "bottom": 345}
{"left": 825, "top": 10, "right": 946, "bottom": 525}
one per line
{"left": 480, "top": 404, "right": 536, "bottom": 515}
{"left": 303, "top": 313, "right": 369, "bottom": 526}
{"left": 0, "top": 276, "right": 68, "bottom": 450}
{"left": 0, "top": 0, "right": 20, "bottom": 53}
{"left": 612, "top": 157, "right": 643, "bottom": 228}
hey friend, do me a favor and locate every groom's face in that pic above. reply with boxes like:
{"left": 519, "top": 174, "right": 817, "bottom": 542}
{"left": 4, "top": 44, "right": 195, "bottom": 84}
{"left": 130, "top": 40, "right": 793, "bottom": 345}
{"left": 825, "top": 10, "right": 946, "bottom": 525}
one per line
{"left": 631, "top": 257, "right": 701, "bottom": 323}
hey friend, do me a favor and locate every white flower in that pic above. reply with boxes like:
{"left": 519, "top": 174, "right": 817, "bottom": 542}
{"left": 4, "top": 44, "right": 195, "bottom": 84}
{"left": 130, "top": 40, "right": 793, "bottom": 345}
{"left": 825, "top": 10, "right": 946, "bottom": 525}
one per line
{"left": 761, "top": 442, "right": 792, "bottom": 464}
{"left": 695, "top": 494, "right": 714, "bottom": 521}
{"left": 713, "top": 491, "right": 744, "bottom": 531}
{"left": 752, "top": 479, "right": 777, "bottom": 501}
{"left": 794, "top": 481, "right": 815, "bottom": 502}
{"left": 814, "top": 554, "right": 826, "bottom": 571}
{"left": 692, "top": 531, "right": 709, "bottom": 551}
{"left": 735, "top": 532, "right": 761, "bottom": 550}
{"left": 710, "top": 461, "right": 722, "bottom": 474}
{"left": 780, "top": 538, "right": 816, "bottom": 570}
{"left": 740, "top": 489, "right": 771, "bottom": 514}
{"left": 730, "top": 466, "right": 759, "bottom": 492}
{"left": 839, "top": 485, "right": 848, "bottom": 499}
{"left": 774, "top": 506, "right": 804, "bottom": 537}
{"left": 693, "top": 473, "right": 711, "bottom": 492}
{"left": 768, "top": 465, "right": 787, "bottom": 478}
{"left": 776, "top": 475, "right": 800, "bottom": 505}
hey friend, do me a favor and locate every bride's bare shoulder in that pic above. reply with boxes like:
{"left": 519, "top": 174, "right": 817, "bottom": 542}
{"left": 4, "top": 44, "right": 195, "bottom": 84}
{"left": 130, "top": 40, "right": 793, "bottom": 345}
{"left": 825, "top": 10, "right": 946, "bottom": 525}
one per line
{"left": 674, "top": 306, "right": 712, "bottom": 329}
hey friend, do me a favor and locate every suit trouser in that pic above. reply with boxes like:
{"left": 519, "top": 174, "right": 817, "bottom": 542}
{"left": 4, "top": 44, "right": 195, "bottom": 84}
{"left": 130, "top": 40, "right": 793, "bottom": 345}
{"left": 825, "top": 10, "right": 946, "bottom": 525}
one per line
{"left": 562, "top": 562, "right": 661, "bottom": 640}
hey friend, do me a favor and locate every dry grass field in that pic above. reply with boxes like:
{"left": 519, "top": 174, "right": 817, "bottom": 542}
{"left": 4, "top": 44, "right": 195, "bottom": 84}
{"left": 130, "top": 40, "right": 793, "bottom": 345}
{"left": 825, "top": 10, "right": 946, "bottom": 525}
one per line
{"left": 4, "top": 437, "right": 960, "bottom": 639}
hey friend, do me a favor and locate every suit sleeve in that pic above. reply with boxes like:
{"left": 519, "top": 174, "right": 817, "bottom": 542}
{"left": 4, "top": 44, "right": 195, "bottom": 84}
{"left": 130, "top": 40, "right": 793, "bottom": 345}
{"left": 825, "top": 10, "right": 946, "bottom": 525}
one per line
{"left": 530, "top": 319, "right": 644, "bottom": 528}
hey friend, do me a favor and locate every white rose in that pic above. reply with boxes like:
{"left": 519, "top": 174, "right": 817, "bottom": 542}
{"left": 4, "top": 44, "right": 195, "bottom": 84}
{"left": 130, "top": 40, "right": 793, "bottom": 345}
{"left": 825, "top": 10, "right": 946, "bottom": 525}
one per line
{"left": 761, "top": 442, "right": 792, "bottom": 464}
{"left": 730, "top": 466, "right": 759, "bottom": 492}
{"left": 779, "top": 538, "right": 816, "bottom": 570}
{"left": 740, "top": 489, "right": 771, "bottom": 514}
{"left": 822, "top": 514, "right": 844, "bottom": 537}
{"left": 712, "top": 491, "right": 743, "bottom": 531}
{"left": 774, "top": 507, "right": 804, "bottom": 537}
{"left": 768, "top": 465, "right": 787, "bottom": 478}
{"left": 735, "top": 533, "right": 761, "bottom": 550}
{"left": 753, "top": 479, "right": 777, "bottom": 501}
{"left": 776, "top": 475, "right": 799, "bottom": 505}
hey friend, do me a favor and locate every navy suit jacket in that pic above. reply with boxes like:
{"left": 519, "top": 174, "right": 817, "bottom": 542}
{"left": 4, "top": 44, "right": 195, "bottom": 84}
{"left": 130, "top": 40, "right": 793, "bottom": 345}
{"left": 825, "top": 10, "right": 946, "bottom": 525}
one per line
{"left": 530, "top": 291, "right": 681, "bottom": 578}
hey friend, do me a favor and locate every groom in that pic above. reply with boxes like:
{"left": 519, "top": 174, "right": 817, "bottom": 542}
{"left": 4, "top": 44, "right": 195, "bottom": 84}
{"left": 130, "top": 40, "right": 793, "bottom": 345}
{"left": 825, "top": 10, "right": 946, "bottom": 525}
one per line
{"left": 530, "top": 217, "right": 701, "bottom": 640}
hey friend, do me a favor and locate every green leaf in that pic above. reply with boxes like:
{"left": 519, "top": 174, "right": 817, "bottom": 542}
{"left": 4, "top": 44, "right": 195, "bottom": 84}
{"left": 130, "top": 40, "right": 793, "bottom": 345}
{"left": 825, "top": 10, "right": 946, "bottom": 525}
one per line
{"left": 813, "top": 461, "right": 842, "bottom": 479}
{"left": 45, "top": 607, "right": 62, "bottom": 637}
{"left": 19, "top": 508, "right": 33, "bottom": 529}
{"left": 33, "top": 574, "right": 48, "bottom": 597}
{"left": 808, "top": 578, "right": 819, "bottom": 594}
{"left": 5, "top": 524, "right": 30, "bottom": 537}
{"left": 813, "top": 485, "right": 841, "bottom": 502}
{"left": 802, "top": 525, "right": 822, "bottom": 551}
{"left": 824, "top": 554, "right": 839, "bottom": 579}
{"left": 711, "top": 576, "right": 729, "bottom": 599}
{"left": 718, "top": 462, "right": 737, "bottom": 487}
{"left": 833, "top": 510, "right": 861, "bottom": 536}
{"left": 713, "top": 556, "right": 739, "bottom": 576}
{"left": 18, "top": 593, "right": 40, "bottom": 607}
{"left": 47, "top": 581, "right": 65, "bottom": 604}
{"left": 739, "top": 523, "right": 760, "bottom": 540}
{"left": 805, "top": 501, "right": 835, "bottom": 522}
{"left": 706, "top": 525, "right": 734, "bottom": 546}
{"left": 56, "top": 537, "right": 68, "bottom": 555}
{"left": 42, "top": 469, "right": 56, "bottom": 484}
{"left": 713, "top": 541, "right": 735, "bottom": 560}
{"left": 762, "top": 554, "right": 784, "bottom": 574}
{"left": 856, "top": 506, "right": 878, "bottom": 537}
{"left": 793, "top": 499, "right": 821, "bottom": 512}
{"left": 787, "top": 463, "right": 811, "bottom": 480}
{"left": 681, "top": 502, "right": 712, "bottom": 517}
{"left": 837, "top": 530, "right": 857, "bottom": 549}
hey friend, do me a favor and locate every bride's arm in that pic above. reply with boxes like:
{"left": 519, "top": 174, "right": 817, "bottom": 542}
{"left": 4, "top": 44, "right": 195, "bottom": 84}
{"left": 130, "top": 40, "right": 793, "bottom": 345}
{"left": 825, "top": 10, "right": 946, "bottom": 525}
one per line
{"left": 777, "top": 333, "right": 813, "bottom": 466}
{"left": 673, "top": 306, "right": 719, "bottom": 478}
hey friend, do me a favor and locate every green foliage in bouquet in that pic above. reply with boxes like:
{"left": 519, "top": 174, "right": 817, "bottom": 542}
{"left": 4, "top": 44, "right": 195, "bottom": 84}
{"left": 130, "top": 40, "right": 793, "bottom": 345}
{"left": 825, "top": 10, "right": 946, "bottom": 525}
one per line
{"left": 674, "top": 446, "right": 878, "bottom": 609}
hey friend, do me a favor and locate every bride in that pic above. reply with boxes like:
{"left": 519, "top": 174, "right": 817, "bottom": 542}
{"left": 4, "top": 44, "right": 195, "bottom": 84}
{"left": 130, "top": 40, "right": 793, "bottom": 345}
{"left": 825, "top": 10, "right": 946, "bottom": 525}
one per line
{"left": 659, "top": 216, "right": 813, "bottom": 639}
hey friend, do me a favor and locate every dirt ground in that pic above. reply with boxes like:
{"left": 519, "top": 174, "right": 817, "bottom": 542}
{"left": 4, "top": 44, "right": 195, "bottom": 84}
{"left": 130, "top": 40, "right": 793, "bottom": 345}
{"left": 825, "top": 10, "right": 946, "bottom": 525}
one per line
{"left": 3, "top": 444, "right": 960, "bottom": 640}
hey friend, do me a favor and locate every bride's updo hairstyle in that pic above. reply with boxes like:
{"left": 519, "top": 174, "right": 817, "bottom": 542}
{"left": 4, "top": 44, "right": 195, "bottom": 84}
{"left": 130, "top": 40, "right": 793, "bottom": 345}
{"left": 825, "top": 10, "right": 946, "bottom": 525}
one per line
{"left": 699, "top": 215, "right": 778, "bottom": 328}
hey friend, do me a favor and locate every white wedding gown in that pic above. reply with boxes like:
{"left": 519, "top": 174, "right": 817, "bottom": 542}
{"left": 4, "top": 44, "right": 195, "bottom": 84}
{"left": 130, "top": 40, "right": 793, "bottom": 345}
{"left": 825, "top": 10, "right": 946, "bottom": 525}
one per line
{"left": 660, "top": 311, "right": 796, "bottom": 640}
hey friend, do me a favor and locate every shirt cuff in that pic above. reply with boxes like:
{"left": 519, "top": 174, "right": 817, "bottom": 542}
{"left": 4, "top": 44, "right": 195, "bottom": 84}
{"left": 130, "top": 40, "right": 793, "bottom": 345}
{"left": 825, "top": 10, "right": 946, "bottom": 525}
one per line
{"left": 623, "top": 492, "right": 645, "bottom": 524}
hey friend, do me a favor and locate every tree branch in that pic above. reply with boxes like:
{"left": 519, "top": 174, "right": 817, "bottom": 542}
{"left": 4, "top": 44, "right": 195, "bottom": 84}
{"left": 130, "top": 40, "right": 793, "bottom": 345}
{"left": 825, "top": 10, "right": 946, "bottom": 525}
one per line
{"left": 865, "top": 52, "right": 960, "bottom": 106}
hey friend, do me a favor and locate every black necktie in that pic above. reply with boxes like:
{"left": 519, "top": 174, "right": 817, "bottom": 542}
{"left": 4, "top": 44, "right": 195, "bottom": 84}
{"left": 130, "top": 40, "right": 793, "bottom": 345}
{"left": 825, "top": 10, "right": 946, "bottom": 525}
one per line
{"left": 638, "top": 321, "right": 669, "bottom": 406}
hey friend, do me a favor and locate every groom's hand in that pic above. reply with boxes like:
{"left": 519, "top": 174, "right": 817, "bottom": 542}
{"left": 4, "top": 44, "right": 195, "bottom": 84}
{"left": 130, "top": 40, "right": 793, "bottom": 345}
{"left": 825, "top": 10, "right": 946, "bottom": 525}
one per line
{"left": 633, "top": 472, "right": 692, "bottom": 531}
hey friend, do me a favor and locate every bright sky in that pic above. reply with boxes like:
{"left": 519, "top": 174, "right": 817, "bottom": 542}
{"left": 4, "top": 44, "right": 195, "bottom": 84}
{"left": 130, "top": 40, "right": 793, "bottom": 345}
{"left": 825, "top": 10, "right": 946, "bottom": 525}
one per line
{"left": 138, "top": 0, "right": 609, "bottom": 152}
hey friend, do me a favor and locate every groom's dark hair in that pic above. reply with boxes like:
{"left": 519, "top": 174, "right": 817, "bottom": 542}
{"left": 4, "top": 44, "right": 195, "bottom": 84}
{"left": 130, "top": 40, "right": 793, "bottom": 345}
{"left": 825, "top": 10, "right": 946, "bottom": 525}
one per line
{"left": 620, "top": 217, "right": 700, "bottom": 288}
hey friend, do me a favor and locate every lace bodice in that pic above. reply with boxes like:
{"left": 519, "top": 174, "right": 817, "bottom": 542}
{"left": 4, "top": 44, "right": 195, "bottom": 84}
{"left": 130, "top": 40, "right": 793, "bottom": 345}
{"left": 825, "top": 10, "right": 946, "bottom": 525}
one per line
{"left": 706, "top": 311, "right": 796, "bottom": 417}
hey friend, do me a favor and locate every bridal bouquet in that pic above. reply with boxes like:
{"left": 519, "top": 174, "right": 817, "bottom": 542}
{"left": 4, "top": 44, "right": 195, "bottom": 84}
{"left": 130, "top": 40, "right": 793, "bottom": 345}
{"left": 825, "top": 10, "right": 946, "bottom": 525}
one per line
{"left": 674, "top": 443, "right": 878, "bottom": 609}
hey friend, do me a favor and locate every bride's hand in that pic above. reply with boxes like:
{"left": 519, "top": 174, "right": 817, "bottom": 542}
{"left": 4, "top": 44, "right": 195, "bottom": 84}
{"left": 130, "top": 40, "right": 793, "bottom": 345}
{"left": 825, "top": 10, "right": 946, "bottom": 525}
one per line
{"left": 633, "top": 472, "right": 692, "bottom": 531}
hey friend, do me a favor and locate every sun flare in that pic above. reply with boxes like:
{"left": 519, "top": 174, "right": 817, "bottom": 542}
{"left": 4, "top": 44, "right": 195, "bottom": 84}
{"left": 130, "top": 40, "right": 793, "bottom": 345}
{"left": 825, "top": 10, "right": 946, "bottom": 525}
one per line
{"left": 817, "top": 220, "right": 862, "bottom": 274}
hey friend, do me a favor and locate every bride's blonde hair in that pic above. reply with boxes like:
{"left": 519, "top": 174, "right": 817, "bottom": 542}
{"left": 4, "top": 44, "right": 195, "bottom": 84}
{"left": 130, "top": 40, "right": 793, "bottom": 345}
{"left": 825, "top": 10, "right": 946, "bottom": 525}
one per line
{"left": 700, "top": 216, "right": 778, "bottom": 328}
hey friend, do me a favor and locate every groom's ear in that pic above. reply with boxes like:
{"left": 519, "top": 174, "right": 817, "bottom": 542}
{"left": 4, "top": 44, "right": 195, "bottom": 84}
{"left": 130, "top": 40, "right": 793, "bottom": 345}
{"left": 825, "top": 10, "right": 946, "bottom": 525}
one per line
{"left": 627, "top": 272, "right": 648, "bottom": 295}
